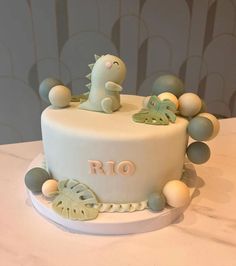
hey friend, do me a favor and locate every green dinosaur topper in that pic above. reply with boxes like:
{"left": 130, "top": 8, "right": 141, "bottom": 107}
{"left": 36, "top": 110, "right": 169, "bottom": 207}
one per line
{"left": 79, "top": 54, "right": 127, "bottom": 113}
{"left": 132, "top": 95, "right": 177, "bottom": 125}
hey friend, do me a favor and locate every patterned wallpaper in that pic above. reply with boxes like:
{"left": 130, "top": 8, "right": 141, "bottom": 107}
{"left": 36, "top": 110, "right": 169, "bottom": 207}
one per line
{"left": 0, "top": 0, "right": 236, "bottom": 144}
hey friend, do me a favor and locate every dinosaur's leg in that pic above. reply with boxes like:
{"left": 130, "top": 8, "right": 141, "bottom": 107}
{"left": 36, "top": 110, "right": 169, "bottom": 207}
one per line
{"left": 101, "top": 97, "right": 113, "bottom": 113}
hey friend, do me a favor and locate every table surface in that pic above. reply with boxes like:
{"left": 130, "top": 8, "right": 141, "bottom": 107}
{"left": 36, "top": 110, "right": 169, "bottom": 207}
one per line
{"left": 0, "top": 118, "right": 236, "bottom": 266}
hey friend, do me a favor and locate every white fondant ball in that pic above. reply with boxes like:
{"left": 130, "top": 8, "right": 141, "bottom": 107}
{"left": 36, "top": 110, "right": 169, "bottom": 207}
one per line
{"left": 158, "top": 92, "right": 179, "bottom": 109}
{"left": 179, "top": 93, "right": 202, "bottom": 117}
{"left": 163, "top": 180, "right": 190, "bottom": 208}
{"left": 42, "top": 179, "right": 58, "bottom": 198}
{"left": 49, "top": 85, "right": 71, "bottom": 108}
{"left": 198, "top": 113, "right": 220, "bottom": 139}
{"left": 143, "top": 96, "right": 151, "bottom": 108}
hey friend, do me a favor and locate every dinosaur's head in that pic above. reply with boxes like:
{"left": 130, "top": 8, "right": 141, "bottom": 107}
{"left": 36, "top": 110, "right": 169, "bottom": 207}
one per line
{"left": 91, "top": 54, "right": 126, "bottom": 85}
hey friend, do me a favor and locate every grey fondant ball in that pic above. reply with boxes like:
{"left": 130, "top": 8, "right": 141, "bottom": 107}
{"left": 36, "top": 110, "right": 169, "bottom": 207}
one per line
{"left": 186, "top": 142, "right": 210, "bottom": 164}
{"left": 152, "top": 75, "right": 184, "bottom": 98}
{"left": 39, "top": 78, "right": 62, "bottom": 103}
{"left": 188, "top": 116, "right": 214, "bottom": 141}
{"left": 25, "top": 167, "right": 50, "bottom": 193}
{"left": 148, "top": 192, "right": 166, "bottom": 212}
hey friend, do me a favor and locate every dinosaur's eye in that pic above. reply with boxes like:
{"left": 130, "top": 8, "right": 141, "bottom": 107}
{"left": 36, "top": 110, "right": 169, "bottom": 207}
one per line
{"left": 113, "top": 61, "right": 119, "bottom": 66}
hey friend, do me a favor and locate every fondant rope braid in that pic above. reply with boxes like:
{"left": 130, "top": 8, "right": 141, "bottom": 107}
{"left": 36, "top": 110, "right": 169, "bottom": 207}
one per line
{"left": 97, "top": 201, "right": 148, "bottom": 213}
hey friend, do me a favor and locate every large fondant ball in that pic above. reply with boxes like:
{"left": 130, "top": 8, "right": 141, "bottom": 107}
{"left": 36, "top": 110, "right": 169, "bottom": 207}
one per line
{"left": 25, "top": 167, "right": 50, "bottom": 193}
{"left": 39, "top": 78, "right": 62, "bottom": 103}
{"left": 186, "top": 141, "right": 210, "bottom": 164}
{"left": 188, "top": 116, "right": 214, "bottom": 141}
{"left": 148, "top": 192, "right": 166, "bottom": 212}
{"left": 198, "top": 113, "right": 220, "bottom": 140}
{"left": 179, "top": 93, "right": 202, "bottom": 117}
{"left": 158, "top": 92, "right": 179, "bottom": 109}
{"left": 152, "top": 75, "right": 184, "bottom": 98}
{"left": 42, "top": 179, "right": 58, "bottom": 198}
{"left": 163, "top": 180, "right": 190, "bottom": 208}
{"left": 49, "top": 85, "right": 72, "bottom": 108}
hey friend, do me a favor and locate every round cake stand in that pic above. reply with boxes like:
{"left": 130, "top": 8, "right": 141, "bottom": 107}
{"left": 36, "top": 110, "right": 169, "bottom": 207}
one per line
{"left": 26, "top": 154, "right": 198, "bottom": 235}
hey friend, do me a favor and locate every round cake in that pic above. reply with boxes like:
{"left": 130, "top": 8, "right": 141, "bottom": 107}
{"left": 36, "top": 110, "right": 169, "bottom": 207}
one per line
{"left": 41, "top": 94, "right": 188, "bottom": 204}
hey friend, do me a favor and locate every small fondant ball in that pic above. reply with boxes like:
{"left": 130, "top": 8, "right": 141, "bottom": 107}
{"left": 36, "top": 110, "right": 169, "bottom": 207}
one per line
{"left": 198, "top": 113, "right": 220, "bottom": 140}
{"left": 25, "top": 167, "right": 50, "bottom": 193}
{"left": 42, "top": 179, "right": 58, "bottom": 198}
{"left": 186, "top": 141, "right": 211, "bottom": 164}
{"left": 179, "top": 93, "right": 202, "bottom": 117}
{"left": 163, "top": 180, "right": 190, "bottom": 208}
{"left": 152, "top": 75, "right": 184, "bottom": 98}
{"left": 48, "top": 85, "right": 71, "bottom": 108}
{"left": 39, "top": 78, "right": 62, "bottom": 104}
{"left": 188, "top": 116, "right": 214, "bottom": 141}
{"left": 158, "top": 92, "right": 179, "bottom": 109}
{"left": 143, "top": 96, "right": 151, "bottom": 108}
{"left": 148, "top": 192, "right": 166, "bottom": 212}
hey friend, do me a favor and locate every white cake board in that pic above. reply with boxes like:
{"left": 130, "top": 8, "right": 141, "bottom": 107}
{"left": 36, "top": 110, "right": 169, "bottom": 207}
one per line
{"left": 26, "top": 154, "right": 198, "bottom": 235}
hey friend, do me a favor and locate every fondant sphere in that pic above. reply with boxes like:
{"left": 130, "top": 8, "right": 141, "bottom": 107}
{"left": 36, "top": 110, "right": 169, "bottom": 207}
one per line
{"left": 42, "top": 179, "right": 58, "bottom": 197}
{"left": 49, "top": 85, "right": 72, "bottom": 108}
{"left": 198, "top": 113, "right": 220, "bottom": 139}
{"left": 39, "top": 78, "right": 62, "bottom": 104}
{"left": 158, "top": 92, "right": 179, "bottom": 109}
{"left": 188, "top": 116, "right": 214, "bottom": 141}
{"left": 143, "top": 96, "right": 151, "bottom": 108}
{"left": 25, "top": 167, "right": 50, "bottom": 193}
{"left": 186, "top": 141, "right": 210, "bottom": 164}
{"left": 163, "top": 180, "right": 190, "bottom": 208}
{"left": 179, "top": 93, "right": 202, "bottom": 117}
{"left": 152, "top": 75, "right": 184, "bottom": 98}
{"left": 148, "top": 192, "right": 166, "bottom": 212}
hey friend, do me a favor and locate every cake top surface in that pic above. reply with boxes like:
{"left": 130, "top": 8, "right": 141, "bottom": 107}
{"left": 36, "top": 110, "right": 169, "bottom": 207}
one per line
{"left": 42, "top": 94, "right": 188, "bottom": 139}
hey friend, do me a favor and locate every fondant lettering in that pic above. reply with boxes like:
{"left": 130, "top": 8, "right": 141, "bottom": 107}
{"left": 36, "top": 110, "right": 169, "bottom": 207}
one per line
{"left": 117, "top": 161, "right": 135, "bottom": 176}
{"left": 88, "top": 160, "right": 105, "bottom": 175}
{"left": 88, "top": 160, "right": 135, "bottom": 176}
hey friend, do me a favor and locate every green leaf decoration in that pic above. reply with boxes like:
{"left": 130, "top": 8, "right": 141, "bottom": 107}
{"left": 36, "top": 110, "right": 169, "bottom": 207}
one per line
{"left": 71, "top": 92, "right": 89, "bottom": 102}
{"left": 52, "top": 179, "right": 99, "bottom": 221}
{"left": 133, "top": 96, "right": 177, "bottom": 125}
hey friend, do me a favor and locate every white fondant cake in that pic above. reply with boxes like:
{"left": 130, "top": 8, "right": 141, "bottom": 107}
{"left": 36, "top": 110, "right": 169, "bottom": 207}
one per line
{"left": 41, "top": 94, "right": 188, "bottom": 204}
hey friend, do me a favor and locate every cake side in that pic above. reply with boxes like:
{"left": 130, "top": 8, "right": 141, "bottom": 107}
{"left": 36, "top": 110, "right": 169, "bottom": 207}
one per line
{"left": 41, "top": 95, "right": 188, "bottom": 203}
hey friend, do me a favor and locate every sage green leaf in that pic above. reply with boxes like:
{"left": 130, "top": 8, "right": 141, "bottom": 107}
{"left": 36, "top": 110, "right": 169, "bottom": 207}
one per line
{"left": 71, "top": 92, "right": 89, "bottom": 102}
{"left": 132, "top": 96, "right": 177, "bottom": 126}
{"left": 52, "top": 179, "right": 99, "bottom": 221}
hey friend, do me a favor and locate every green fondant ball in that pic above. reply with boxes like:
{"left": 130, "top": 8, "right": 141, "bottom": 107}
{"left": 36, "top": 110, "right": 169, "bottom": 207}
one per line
{"left": 186, "top": 142, "right": 211, "bottom": 164}
{"left": 152, "top": 75, "right": 184, "bottom": 98}
{"left": 25, "top": 167, "right": 50, "bottom": 193}
{"left": 39, "top": 78, "right": 62, "bottom": 103}
{"left": 188, "top": 116, "right": 214, "bottom": 141}
{"left": 148, "top": 192, "right": 166, "bottom": 212}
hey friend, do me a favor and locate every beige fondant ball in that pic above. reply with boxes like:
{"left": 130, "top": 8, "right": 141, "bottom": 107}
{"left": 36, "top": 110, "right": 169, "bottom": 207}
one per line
{"left": 198, "top": 113, "right": 220, "bottom": 139}
{"left": 163, "top": 180, "right": 190, "bottom": 208}
{"left": 49, "top": 85, "right": 71, "bottom": 108}
{"left": 42, "top": 179, "right": 58, "bottom": 198}
{"left": 143, "top": 96, "right": 151, "bottom": 108}
{"left": 178, "top": 93, "right": 202, "bottom": 117}
{"left": 158, "top": 92, "right": 179, "bottom": 109}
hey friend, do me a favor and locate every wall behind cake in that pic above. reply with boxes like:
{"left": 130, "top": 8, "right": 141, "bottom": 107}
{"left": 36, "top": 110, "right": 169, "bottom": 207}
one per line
{"left": 0, "top": 0, "right": 235, "bottom": 144}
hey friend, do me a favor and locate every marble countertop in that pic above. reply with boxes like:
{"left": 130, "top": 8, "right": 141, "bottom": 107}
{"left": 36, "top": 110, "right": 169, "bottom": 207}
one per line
{"left": 0, "top": 118, "right": 236, "bottom": 266}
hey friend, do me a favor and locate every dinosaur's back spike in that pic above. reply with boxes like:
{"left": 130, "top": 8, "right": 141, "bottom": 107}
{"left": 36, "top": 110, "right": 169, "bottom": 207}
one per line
{"left": 86, "top": 83, "right": 91, "bottom": 90}
{"left": 94, "top": 54, "right": 100, "bottom": 61}
{"left": 86, "top": 73, "right": 92, "bottom": 80}
{"left": 88, "top": 63, "right": 95, "bottom": 70}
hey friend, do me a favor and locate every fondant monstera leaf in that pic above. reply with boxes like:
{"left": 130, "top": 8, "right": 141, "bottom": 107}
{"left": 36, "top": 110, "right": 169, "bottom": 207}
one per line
{"left": 52, "top": 179, "right": 99, "bottom": 221}
{"left": 133, "top": 96, "right": 177, "bottom": 125}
